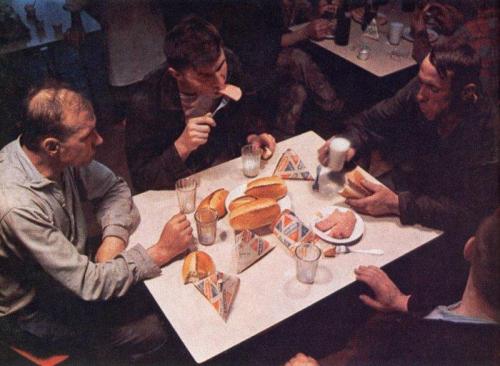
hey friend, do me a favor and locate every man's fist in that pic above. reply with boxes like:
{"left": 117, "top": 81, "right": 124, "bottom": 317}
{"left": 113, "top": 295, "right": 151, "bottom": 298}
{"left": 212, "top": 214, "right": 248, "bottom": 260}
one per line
{"left": 175, "top": 113, "right": 216, "bottom": 160}
{"left": 148, "top": 213, "right": 193, "bottom": 266}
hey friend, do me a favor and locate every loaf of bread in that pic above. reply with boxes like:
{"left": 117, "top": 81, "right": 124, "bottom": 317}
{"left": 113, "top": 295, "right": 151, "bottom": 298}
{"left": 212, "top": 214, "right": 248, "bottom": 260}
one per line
{"left": 197, "top": 189, "right": 229, "bottom": 218}
{"left": 229, "top": 198, "right": 281, "bottom": 231}
{"left": 228, "top": 195, "right": 257, "bottom": 211}
{"left": 181, "top": 251, "right": 216, "bottom": 284}
{"left": 244, "top": 176, "right": 287, "bottom": 201}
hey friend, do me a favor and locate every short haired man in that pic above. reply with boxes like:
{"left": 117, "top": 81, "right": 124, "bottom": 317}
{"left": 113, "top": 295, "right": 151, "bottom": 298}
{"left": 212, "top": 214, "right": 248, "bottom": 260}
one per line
{"left": 0, "top": 83, "right": 193, "bottom": 362}
{"left": 318, "top": 42, "right": 498, "bottom": 235}
{"left": 287, "top": 209, "right": 500, "bottom": 366}
{"left": 126, "top": 15, "right": 276, "bottom": 193}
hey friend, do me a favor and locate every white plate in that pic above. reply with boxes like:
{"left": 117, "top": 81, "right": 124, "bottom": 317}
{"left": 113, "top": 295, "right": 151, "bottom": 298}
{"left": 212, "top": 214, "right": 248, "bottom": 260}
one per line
{"left": 311, "top": 206, "right": 364, "bottom": 244}
{"left": 226, "top": 183, "right": 292, "bottom": 212}
{"left": 403, "top": 27, "right": 438, "bottom": 43}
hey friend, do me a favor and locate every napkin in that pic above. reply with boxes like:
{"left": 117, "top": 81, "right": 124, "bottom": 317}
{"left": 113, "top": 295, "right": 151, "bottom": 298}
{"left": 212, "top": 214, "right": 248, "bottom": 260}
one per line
{"left": 235, "top": 230, "right": 275, "bottom": 273}
{"left": 273, "top": 149, "right": 314, "bottom": 181}
{"left": 194, "top": 272, "right": 240, "bottom": 322}
{"left": 362, "top": 19, "right": 379, "bottom": 40}
{"left": 273, "top": 209, "right": 318, "bottom": 255}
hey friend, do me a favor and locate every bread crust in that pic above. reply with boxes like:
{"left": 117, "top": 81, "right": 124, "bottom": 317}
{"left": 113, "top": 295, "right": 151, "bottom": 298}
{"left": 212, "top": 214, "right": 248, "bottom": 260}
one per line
{"left": 339, "top": 168, "right": 370, "bottom": 199}
{"left": 228, "top": 195, "right": 257, "bottom": 211}
{"left": 197, "top": 189, "right": 229, "bottom": 218}
{"left": 245, "top": 176, "right": 287, "bottom": 200}
{"left": 229, "top": 198, "right": 281, "bottom": 230}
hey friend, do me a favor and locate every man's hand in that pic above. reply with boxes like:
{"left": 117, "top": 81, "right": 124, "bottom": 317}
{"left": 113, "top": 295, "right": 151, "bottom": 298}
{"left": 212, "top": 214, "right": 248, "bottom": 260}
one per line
{"left": 147, "top": 213, "right": 193, "bottom": 266}
{"left": 285, "top": 353, "right": 319, "bottom": 366}
{"left": 175, "top": 113, "right": 216, "bottom": 161}
{"left": 95, "top": 236, "right": 126, "bottom": 263}
{"left": 346, "top": 180, "right": 400, "bottom": 216}
{"left": 317, "top": 1, "right": 337, "bottom": 17}
{"left": 317, "top": 138, "right": 356, "bottom": 167}
{"left": 247, "top": 133, "right": 276, "bottom": 153}
{"left": 354, "top": 265, "right": 410, "bottom": 313}
{"left": 305, "top": 19, "right": 332, "bottom": 40}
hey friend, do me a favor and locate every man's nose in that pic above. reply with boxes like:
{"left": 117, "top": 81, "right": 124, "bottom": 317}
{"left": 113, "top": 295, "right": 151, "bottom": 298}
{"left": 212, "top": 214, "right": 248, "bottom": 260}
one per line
{"left": 94, "top": 131, "right": 104, "bottom": 146}
{"left": 416, "top": 87, "right": 426, "bottom": 102}
{"left": 214, "top": 71, "right": 226, "bottom": 88}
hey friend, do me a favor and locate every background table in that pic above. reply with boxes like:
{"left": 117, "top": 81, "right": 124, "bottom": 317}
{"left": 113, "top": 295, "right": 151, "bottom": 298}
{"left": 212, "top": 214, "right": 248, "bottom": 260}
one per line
{"left": 291, "top": 4, "right": 417, "bottom": 78}
{"left": 1, "top": 0, "right": 100, "bottom": 55}
{"left": 130, "top": 131, "right": 441, "bottom": 364}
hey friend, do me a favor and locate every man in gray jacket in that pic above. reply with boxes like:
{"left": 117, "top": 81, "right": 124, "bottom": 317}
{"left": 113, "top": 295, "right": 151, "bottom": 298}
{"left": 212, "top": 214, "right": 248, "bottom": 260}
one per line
{"left": 0, "top": 82, "right": 193, "bottom": 362}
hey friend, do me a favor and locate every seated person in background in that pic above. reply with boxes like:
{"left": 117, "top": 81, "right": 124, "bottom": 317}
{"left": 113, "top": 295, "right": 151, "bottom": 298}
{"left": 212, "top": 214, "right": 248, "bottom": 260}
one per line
{"left": 0, "top": 83, "right": 193, "bottom": 362}
{"left": 276, "top": 0, "right": 344, "bottom": 134}
{"left": 286, "top": 209, "right": 500, "bottom": 366}
{"left": 126, "top": 15, "right": 276, "bottom": 193}
{"left": 411, "top": 0, "right": 497, "bottom": 99}
{"left": 318, "top": 41, "right": 498, "bottom": 236}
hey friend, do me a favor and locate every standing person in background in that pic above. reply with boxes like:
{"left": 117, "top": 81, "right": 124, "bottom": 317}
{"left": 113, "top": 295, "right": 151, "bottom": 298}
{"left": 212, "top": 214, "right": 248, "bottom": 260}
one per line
{"left": 64, "top": 0, "right": 167, "bottom": 125}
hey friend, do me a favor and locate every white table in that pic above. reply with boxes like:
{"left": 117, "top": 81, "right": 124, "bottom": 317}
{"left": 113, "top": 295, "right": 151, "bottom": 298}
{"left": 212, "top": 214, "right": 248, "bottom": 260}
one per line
{"left": 1, "top": 0, "right": 101, "bottom": 55}
{"left": 292, "top": 5, "right": 417, "bottom": 78}
{"left": 130, "top": 131, "right": 441, "bottom": 364}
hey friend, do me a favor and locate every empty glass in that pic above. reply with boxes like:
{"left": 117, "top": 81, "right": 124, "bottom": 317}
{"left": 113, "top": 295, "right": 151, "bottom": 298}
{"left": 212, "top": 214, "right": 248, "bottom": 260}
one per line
{"left": 295, "top": 243, "right": 321, "bottom": 284}
{"left": 175, "top": 177, "right": 197, "bottom": 214}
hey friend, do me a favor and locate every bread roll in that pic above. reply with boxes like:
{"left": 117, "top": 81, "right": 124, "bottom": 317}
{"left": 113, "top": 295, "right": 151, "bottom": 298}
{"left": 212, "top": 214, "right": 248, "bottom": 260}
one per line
{"left": 228, "top": 195, "right": 257, "bottom": 211}
{"left": 197, "top": 189, "right": 229, "bottom": 218}
{"left": 181, "top": 251, "right": 216, "bottom": 284}
{"left": 229, "top": 198, "right": 281, "bottom": 230}
{"left": 339, "top": 169, "right": 370, "bottom": 199}
{"left": 245, "top": 176, "right": 287, "bottom": 200}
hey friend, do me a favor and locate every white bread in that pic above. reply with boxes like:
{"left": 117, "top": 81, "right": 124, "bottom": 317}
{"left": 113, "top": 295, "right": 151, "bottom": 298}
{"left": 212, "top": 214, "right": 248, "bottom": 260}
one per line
{"left": 181, "top": 251, "right": 216, "bottom": 284}
{"left": 229, "top": 198, "right": 281, "bottom": 231}
{"left": 197, "top": 189, "right": 229, "bottom": 218}
{"left": 339, "top": 169, "right": 370, "bottom": 199}
{"left": 245, "top": 176, "right": 287, "bottom": 201}
{"left": 228, "top": 195, "right": 257, "bottom": 211}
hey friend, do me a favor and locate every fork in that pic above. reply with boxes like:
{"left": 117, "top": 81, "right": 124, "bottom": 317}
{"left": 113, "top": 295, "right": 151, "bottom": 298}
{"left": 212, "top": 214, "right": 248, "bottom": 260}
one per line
{"left": 212, "top": 97, "right": 229, "bottom": 117}
{"left": 312, "top": 165, "right": 321, "bottom": 191}
{"left": 336, "top": 245, "right": 384, "bottom": 255}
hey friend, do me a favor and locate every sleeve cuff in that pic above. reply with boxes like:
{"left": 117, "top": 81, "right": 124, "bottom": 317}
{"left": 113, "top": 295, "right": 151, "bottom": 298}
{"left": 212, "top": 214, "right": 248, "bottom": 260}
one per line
{"left": 102, "top": 225, "right": 131, "bottom": 243}
{"left": 121, "top": 244, "right": 162, "bottom": 280}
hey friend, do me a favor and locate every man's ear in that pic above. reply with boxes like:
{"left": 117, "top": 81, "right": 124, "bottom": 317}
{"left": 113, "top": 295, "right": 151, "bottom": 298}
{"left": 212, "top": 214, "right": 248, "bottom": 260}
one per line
{"left": 463, "top": 236, "right": 476, "bottom": 262}
{"left": 168, "top": 67, "right": 182, "bottom": 81}
{"left": 41, "top": 137, "right": 60, "bottom": 157}
{"left": 461, "top": 83, "right": 479, "bottom": 104}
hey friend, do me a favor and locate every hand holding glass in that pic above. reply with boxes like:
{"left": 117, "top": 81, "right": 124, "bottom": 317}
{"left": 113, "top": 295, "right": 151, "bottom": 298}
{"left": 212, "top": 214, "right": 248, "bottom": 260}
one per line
{"left": 241, "top": 144, "right": 262, "bottom": 177}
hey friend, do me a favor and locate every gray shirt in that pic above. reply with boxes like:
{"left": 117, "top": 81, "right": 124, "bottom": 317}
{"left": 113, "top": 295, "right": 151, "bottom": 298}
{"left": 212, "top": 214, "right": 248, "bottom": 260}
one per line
{"left": 0, "top": 137, "right": 161, "bottom": 316}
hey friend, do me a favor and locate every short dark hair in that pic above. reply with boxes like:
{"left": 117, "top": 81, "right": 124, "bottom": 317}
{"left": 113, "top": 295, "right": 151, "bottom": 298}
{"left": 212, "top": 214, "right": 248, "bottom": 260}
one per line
{"left": 164, "top": 15, "right": 223, "bottom": 72}
{"left": 21, "top": 81, "right": 94, "bottom": 151}
{"left": 471, "top": 208, "right": 500, "bottom": 309}
{"left": 429, "top": 41, "right": 481, "bottom": 101}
